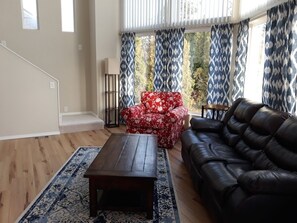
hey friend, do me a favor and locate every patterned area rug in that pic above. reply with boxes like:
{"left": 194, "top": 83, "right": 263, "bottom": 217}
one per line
{"left": 17, "top": 147, "right": 180, "bottom": 223}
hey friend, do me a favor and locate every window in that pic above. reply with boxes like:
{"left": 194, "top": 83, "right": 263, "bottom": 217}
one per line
{"left": 182, "top": 31, "right": 211, "bottom": 114}
{"left": 172, "top": 0, "right": 233, "bottom": 27}
{"left": 244, "top": 17, "right": 266, "bottom": 102}
{"left": 61, "top": 0, "right": 74, "bottom": 32}
{"left": 134, "top": 31, "right": 210, "bottom": 114}
{"left": 134, "top": 35, "right": 155, "bottom": 104}
{"left": 239, "top": 0, "right": 287, "bottom": 20}
{"left": 121, "top": 0, "right": 233, "bottom": 32}
{"left": 21, "top": 0, "right": 39, "bottom": 30}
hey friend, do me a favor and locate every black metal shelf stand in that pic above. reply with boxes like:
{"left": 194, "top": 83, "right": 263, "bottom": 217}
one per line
{"left": 104, "top": 73, "right": 119, "bottom": 127}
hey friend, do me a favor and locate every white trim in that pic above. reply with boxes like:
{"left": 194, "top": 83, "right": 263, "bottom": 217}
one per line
{"left": 60, "top": 111, "right": 98, "bottom": 118}
{"left": 0, "top": 44, "right": 61, "bottom": 126}
{"left": 59, "top": 112, "right": 99, "bottom": 125}
{"left": 0, "top": 44, "right": 59, "bottom": 83}
{"left": 0, "top": 131, "right": 60, "bottom": 141}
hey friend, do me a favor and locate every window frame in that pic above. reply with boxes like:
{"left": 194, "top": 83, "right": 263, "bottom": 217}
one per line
{"left": 243, "top": 15, "right": 267, "bottom": 103}
{"left": 61, "top": 0, "right": 75, "bottom": 33}
{"left": 21, "top": 0, "right": 39, "bottom": 30}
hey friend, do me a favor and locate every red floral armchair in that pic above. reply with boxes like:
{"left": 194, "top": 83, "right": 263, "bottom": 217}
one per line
{"left": 121, "top": 92, "right": 188, "bottom": 149}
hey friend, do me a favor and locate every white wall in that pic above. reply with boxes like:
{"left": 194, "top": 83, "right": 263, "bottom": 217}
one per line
{"left": 89, "top": 0, "right": 120, "bottom": 119}
{"left": 0, "top": 0, "right": 92, "bottom": 113}
{"left": 0, "top": 0, "right": 121, "bottom": 138}
{"left": 0, "top": 46, "right": 59, "bottom": 139}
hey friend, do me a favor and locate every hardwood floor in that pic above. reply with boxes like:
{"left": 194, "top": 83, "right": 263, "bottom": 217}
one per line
{"left": 0, "top": 126, "right": 212, "bottom": 223}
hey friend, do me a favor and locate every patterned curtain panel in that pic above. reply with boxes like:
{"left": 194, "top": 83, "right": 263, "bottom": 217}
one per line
{"left": 154, "top": 28, "right": 185, "bottom": 92}
{"left": 262, "top": 0, "right": 297, "bottom": 114}
{"left": 232, "top": 19, "right": 250, "bottom": 101}
{"left": 120, "top": 32, "right": 135, "bottom": 110}
{"left": 207, "top": 24, "right": 233, "bottom": 118}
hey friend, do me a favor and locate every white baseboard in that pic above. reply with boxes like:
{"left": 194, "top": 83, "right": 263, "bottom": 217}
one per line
{"left": 60, "top": 111, "right": 98, "bottom": 118}
{"left": 0, "top": 131, "right": 60, "bottom": 141}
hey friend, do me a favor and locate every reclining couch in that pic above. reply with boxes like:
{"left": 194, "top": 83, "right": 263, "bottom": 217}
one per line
{"left": 181, "top": 98, "right": 297, "bottom": 223}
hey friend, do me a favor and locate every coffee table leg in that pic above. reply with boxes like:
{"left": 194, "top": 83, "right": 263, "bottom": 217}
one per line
{"left": 89, "top": 179, "right": 97, "bottom": 217}
{"left": 146, "top": 183, "right": 154, "bottom": 219}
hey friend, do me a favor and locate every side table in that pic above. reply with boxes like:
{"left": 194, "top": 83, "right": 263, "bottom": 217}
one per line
{"left": 201, "top": 104, "right": 230, "bottom": 120}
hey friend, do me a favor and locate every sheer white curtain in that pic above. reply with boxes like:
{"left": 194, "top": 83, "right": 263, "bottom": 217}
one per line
{"left": 238, "top": 0, "right": 288, "bottom": 20}
{"left": 171, "top": 0, "right": 233, "bottom": 27}
{"left": 122, "top": 0, "right": 168, "bottom": 32}
{"left": 121, "top": 0, "right": 233, "bottom": 32}
{"left": 121, "top": 0, "right": 290, "bottom": 32}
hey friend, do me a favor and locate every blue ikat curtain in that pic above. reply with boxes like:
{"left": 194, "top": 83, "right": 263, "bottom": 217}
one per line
{"left": 262, "top": 0, "right": 297, "bottom": 114}
{"left": 120, "top": 32, "right": 135, "bottom": 110}
{"left": 154, "top": 28, "right": 185, "bottom": 92}
{"left": 232, "top": 19, "right": 250, "bottom": 101}
{"left": 207, "top": 24, "right": 233, "bottom": 118}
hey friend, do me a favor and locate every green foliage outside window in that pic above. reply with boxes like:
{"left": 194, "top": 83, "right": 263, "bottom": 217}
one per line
{"left": 134, "top": 35, "right": 155, "bottom": 103}
{"left": 182, "top": 32, "right": 210, "bottom": 113}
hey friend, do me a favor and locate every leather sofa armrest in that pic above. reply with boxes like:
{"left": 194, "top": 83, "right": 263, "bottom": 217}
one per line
{"left": 238, "top": 170, "right": 297, "bottom": 196}
{"left": 121, "top": 104, "right": 146, "bottom": 120}
{"left": 190, "top": 117, "right": 223, "bottom": 132}
{"left": 166, "top": 106, "right": 188, "bottom": 123}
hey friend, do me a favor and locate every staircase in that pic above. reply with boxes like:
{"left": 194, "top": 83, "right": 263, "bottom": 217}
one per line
{"left": 59, "top": 113, "right": 104, "bottom": 133}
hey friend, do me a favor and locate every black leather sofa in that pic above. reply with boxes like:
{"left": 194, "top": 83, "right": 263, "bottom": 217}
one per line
{"left": 181, "top": 98, "right": 297, "bottom": 223}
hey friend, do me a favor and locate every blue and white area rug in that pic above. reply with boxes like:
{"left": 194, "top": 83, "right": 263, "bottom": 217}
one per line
{"left": 17, "top": 147, "right": 180, "bottom": 223}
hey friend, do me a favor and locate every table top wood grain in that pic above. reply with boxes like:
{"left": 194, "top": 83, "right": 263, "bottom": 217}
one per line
{"left": 84, "top": 133, "right": 158, "bottom": 180}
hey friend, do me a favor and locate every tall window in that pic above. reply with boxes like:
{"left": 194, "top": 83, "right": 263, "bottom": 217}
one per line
{"left": 61, "top": 0, "right": 75, "bottom": 32}
{"left": 244, "top": 17, "right": 266, "bottom": 102}
{"left": 134, "top": 32, "right": 210, "bottom": 113}
{"left": 21, "top": 0, "right": 39, "bottom": 30}
{"left": 134, "top": 35, "right": 155, "bottom": 103}
{"left": 182, "top": 32, "right": 210, "bottom": 114}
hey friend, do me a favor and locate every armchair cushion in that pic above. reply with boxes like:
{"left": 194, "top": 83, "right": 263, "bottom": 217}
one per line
{"left": 141, "top": 91, "right": 183, "bottom": 114}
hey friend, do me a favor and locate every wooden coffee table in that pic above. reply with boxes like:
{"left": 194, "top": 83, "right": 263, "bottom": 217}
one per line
{"left": 84, "top": 133, "right": 158, "bottom": 219}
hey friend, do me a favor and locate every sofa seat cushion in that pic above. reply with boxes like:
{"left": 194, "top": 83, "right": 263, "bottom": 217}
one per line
{"left": 190, "top": 143, "right": 248, "bottom": 167}
{"left": 193, "top": 131, "right": 224, "bottom": 144}
{"left": 201, "top": 162, "right": 239, "bottom": 205}
{"left": 201, "top": 162, "right": 253, "bottom": 205}
{"left": 127, "top": 113, "right": 166, "bottom": 129}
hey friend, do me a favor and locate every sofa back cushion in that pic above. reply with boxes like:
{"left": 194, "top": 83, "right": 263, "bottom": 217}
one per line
{"left": 141, "top": 92, "right": 183, "bottom": 114}
{"left": 222, "top": 99, "right": 263, "bottom": 146}
{"left": 234, "top": 106, "right": 289, "bottom": 163}
{"left": 222, "top": 98, "right": 244, "bottom": 124}
{"left": 262, "top": 116, "right": 297, "bottom": 171}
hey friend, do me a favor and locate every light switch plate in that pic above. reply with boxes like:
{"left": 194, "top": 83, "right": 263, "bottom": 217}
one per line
{"left": 49, "top": 81, "right": 55, "bottom": 89}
